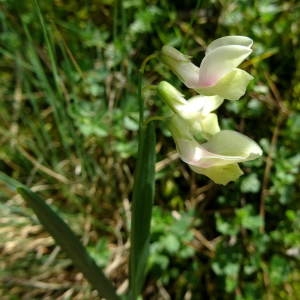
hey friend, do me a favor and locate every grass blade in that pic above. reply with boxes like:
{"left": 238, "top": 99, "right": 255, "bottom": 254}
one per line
{"left": 129, "top": 121, "right": 156, "bottom": 299}
{"left": 0, "top": 171, "right": 119, "bottom": 300}
{"left": 0, "top": 171, "right": 23, "bottom": 191}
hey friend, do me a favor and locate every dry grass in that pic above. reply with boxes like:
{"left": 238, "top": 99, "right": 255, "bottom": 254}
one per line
{"left": 0, "top": 188, "right": 129, "bottom": 299}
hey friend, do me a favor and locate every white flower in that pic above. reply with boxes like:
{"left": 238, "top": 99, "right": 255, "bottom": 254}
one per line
{"left": 157, "top": 81, "right": 223, "bottom": 139}
{"left": 174, "top": 130, "right": 262, "bottom": 185}
{"left": 161, "top": 36, "right": 253, "bottom": 100}
{"left": 157, "top": 81, "right": 262, "bottom": 184}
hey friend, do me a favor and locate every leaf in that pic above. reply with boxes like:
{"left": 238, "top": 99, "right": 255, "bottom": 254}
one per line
{"left": 240, "top": 173, "right": 261, "bottom": 193}
{"left": 0, "top": 171, "right": 119, "bottom": 300}
{"left": 129, "top": 121, "right": 156, "bottom": 299}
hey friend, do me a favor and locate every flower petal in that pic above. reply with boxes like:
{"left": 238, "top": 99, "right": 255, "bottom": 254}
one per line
{"left": 157, "top": 81, "right": 187, "bottom": 115}
{"left": 186, "top": 95, "right": 224, "bottom": 115}
{"left": 168, "top": 115, "right": 194, "bottom": 140}
{"left": 175, "top": 130, "right": 262, "bottom": 168}
{"left": 175, "top": 138, "right": 245, "bottom": 168}
{"left": 196, "top": 68, "right": 253, "bottom": 100}
{"left": 201, "top": 130, "right": 262, "bottom": 160}
{"left": 206, "top": 36, "right": 253, "bottom": 54}
{"left": 199, "top": 113, "right": 220, "bottom": 137}
{"left": 198, "top": 45, "right": 252, "bottom": 87}
{"left": 168, "top": 112, "right": 220, "bottom": 143}
{"left": 190, "top": 163, "right": 243, "bottom": 185}
{"left": 157, "top": 81, "right": 223, "bottom": 132}
{"left": 161, "top": 46, "right": 200, "bottom": 88}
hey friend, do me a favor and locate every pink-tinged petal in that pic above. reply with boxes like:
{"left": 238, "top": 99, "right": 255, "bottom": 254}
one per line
{"left": 190, "top": 163, "right": 243, "bottom": 185}
{"left": 196, "top": 68, "right": 253, "bottom": 100}
{"left": 161, "top": 46, "right": 200, "bottom": 88}
{"left": 206, "top": 36, "right": 253, "bottom": 54}
{"left": 175, "top": 138, "right": 245, "bottom": 168}
{"left": 198, "top": 45, "right": 252, "bottom": 87}
{"left": 175, "top": 130, "right": 262, "bottom": 168}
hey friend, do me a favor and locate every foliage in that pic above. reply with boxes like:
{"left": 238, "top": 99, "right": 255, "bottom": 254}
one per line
{"left": 1, "top": 0, "right": 300, "bottom": 299}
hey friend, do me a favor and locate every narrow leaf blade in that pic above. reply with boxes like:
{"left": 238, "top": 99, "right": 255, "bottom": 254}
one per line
{"left": 0, "top": 171, "right": 119, "bottom": 300}
{"left": 129, "top": 121, "right": 156, "bottom": 299}
{"left": 17, "top": 186, "right": 119, "bottom": 300}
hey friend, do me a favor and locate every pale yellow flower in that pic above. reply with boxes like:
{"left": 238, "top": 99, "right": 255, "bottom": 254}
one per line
{"left": 161, "top": 36, "right": 253, "bottom": 100}
{"left": 157, "top": 81, "right": 262, "bottom": 184}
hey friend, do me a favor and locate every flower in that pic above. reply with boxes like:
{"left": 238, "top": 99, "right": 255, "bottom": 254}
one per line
{"left": 161, "top": 36, "right": 253, "bottom": 100}
{"left": 157, "top": 81, "right": 223, "bottom": 139}
{"left": 174, "top": 129, "right": 262, "bottom": 185}
{"left": 157, "top": 81, "right": 262, "bottom": 185}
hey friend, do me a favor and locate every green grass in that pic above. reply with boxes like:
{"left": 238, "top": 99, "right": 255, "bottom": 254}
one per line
{"left": 1, "top": 0, "right": 300, "bottom": 299}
